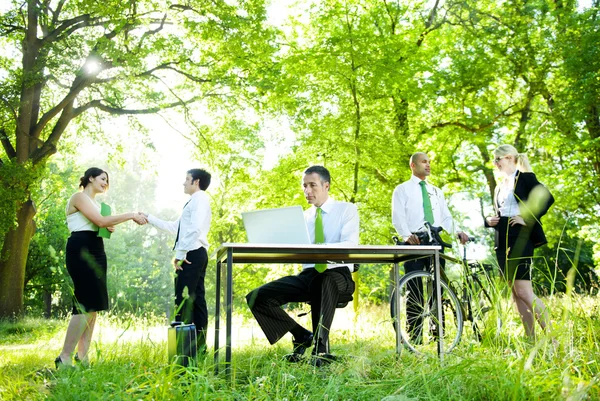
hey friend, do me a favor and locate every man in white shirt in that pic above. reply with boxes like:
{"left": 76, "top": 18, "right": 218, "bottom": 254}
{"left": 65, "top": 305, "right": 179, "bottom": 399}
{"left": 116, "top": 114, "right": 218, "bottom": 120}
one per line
{"left": 143, "top": 169, "right": 212, "bottom": 352}
{"left": 391, "top": 152, "right": 468, "bottom": 341}
{"left": 246, "top": 166, "right": 359, "bottom": 366}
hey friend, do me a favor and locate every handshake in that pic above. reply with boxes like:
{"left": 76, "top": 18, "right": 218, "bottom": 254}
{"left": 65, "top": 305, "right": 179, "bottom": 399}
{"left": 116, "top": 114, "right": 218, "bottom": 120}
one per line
{"left": 132, "top": 212, "right": 149, "bottom": 226}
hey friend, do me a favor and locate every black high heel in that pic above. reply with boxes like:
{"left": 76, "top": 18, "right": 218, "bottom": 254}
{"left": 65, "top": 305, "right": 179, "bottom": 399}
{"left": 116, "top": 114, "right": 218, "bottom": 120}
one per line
{"left": 54, "top": 356, "right": 64, "bottom": 369}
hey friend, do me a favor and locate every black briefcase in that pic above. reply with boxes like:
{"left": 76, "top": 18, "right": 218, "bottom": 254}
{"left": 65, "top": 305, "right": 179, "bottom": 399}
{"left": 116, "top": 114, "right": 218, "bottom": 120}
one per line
{"left": 168, "top": 321, "right": 197, "bottom": 367}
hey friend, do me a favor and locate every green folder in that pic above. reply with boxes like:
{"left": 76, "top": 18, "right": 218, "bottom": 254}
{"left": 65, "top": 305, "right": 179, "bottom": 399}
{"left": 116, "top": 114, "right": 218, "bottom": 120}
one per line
{"left": 98, "top": 202, "right": 112, "bottom": 239}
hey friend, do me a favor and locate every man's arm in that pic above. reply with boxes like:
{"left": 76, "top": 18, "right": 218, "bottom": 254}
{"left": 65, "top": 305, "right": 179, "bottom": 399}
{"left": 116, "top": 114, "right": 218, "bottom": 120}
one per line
{"left": 174, "top": 195, "right": 210, "bottom": 260}
{"left": 391, "top": 185, "right": 412, "bottom": 241}
{"left": 146, "top": 214, "right": 179, "bottom": 235}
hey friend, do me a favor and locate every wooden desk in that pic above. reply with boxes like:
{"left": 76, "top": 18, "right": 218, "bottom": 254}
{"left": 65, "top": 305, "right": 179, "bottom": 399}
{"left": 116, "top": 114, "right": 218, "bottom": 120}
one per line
{"left": 213, "top": 243, "right": 443, "bottom": 376}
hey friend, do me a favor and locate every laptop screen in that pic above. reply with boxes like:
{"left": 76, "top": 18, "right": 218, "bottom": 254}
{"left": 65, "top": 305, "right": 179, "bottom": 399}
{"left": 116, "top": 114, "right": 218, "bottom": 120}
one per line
{"left": 242, "top": 206, "right": 311, "bottom": 244}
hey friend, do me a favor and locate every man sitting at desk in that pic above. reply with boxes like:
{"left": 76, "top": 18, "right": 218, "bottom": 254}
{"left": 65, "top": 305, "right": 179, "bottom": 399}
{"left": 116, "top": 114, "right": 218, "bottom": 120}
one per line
{"left": 246, "top": 165, "right": 359, "bottom": 366}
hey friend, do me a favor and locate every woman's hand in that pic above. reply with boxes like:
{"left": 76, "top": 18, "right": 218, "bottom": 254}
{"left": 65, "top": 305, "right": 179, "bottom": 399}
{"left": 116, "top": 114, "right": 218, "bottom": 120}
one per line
{"left": 132, "top": 212, "right": 148, "bottom": 225}
{"left": 509, "top": 215, "right": 526, "bottom": 226}
{"left": 486, "top": 216, "right": 500, "bottom": 227}
{"left": 107, "top": 226, "right": 116, "bottom": 233}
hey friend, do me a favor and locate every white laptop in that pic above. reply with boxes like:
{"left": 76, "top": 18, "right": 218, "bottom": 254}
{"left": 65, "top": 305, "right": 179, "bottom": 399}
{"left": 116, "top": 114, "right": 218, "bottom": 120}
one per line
{"left": 242, "top": 206, "right": 311, "bottom": 244}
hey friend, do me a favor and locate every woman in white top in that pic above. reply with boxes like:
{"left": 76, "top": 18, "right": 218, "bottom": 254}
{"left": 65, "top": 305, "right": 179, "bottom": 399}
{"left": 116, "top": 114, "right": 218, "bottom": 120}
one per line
{"left": 485, "top": 145, "right": 554, "bottom": 339}
{"left": 56, "top": 167, "right": 146, "bottom": 368}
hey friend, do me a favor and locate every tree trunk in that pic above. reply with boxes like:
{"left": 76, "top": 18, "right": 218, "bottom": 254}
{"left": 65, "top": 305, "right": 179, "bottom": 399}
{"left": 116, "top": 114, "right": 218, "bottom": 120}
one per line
{"left": 0, "top": 200, "right": 36, "bottom": 318}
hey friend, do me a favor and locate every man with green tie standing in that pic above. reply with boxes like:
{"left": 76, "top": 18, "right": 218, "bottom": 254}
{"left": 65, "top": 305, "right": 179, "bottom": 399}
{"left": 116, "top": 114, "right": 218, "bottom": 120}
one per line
{"left": 391, "top": 152, "right": 469, "bottom": 342}
{"left": 246, "top": 165, "right": 359, "bottom": 366}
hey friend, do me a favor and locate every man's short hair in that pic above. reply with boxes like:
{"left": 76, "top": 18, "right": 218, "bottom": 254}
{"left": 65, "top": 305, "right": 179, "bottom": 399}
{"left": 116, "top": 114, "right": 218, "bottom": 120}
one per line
{"left": 304, "top": 165, "right": 330, "bottom": 184}
{"left": 188, "top": 168, "right": 211, "bottom": 190}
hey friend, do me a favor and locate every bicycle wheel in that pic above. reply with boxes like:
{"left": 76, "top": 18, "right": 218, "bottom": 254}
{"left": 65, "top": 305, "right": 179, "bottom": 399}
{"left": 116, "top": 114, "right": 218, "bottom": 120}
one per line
{"left": 391, "top": 271, "right": 463, "bottom": 355}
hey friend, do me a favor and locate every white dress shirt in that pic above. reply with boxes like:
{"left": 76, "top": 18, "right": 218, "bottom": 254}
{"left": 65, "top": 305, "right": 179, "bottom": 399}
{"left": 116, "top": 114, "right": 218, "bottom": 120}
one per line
{"left": 392, "top": 175, "right": 459, "bottom": 241}
{"left": 148, "top": 190, "right": 211, "bottom": 260}
{"left": 303, "top": 197, "right": 360, "bottom": 272}
{"left": 496, "top": 170, "right": 520, "bottom": 217}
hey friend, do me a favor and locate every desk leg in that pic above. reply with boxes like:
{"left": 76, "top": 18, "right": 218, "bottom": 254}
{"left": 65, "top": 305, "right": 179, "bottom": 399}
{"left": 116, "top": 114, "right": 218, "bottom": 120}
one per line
{"left": 225, "top": 248, "right": 233, "bottom": 378}
{"left": 434, "top": 249, "right": 444, "bottom": 362}
{"left": 214, "top": 260, "right": 222, "bottom": 375}
{"left": 394, "top": 262, "right": 402, "bottom": 355}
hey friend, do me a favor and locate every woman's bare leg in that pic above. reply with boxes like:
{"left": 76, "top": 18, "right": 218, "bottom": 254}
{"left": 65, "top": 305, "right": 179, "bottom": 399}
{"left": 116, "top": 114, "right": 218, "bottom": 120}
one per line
{"left": 511, "top": 279, "right": 550, "bottom": 339}
{"left": 58, "top": 312, "right": 95, "bottom": 364}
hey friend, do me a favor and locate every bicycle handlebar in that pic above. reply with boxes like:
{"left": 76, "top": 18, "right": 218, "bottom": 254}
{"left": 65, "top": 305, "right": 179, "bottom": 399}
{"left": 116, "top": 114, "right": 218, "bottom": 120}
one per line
{"left": 392, "top": 222, "right": 453, "bottom": 249}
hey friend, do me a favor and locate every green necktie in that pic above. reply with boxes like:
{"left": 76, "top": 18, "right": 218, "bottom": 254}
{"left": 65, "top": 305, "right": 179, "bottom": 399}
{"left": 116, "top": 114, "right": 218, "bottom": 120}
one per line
{"left": 420, "top": 181, "right": 434, "bottom": 224}
{"left": 314, "top": 207, "right": 327, "bottom": 273}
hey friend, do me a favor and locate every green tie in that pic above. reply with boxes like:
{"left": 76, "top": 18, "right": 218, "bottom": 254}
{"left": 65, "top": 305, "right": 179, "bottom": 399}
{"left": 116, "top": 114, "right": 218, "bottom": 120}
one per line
{"left": 420, "top": 181, "right": 434, "bottom": 224}
{"left": 314, "top": 207, "right": 327, "bottom": 273}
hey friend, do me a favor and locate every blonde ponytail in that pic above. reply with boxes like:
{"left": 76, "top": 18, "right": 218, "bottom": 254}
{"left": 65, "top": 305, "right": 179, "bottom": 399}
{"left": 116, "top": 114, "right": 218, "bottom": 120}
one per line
{"left": 516, "top": 153, "right": 532, "bottom": 172}
{"left": 494, "top": 144, "right": 534, "bottom": 173}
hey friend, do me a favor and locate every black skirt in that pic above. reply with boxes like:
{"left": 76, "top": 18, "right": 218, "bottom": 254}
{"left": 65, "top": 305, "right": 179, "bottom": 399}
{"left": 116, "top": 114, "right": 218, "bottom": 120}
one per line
{"left": 65, "top": 231, "right": 108, "bottom": 314}
{"left": 495, "top": 217, "right": 534, "bottom": 281}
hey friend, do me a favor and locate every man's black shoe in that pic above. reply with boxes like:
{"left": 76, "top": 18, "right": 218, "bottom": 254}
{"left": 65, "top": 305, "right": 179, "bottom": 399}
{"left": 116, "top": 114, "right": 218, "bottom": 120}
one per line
{"left": 283, "top": 333, "right": 313, "bottom": 363}
{"left": 283, "top": 352, "right": 304, "bottom": 363}
{"left": 293, "top": 333, "right": 314, "bottom": 354}
{"left": 311, "top": 353, "right": 338, "bottom": 367}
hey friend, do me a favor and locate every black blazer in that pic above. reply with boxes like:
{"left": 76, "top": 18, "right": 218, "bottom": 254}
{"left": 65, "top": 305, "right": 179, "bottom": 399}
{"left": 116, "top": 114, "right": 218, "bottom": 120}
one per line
{"left": 488, "top": 171, "right": 555, "bottom": 248}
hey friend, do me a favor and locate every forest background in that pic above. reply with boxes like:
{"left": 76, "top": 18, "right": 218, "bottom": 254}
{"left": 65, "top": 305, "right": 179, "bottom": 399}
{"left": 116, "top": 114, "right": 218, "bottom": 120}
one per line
{"left": 0, "top": 0, "right": 599, "bottom": 322}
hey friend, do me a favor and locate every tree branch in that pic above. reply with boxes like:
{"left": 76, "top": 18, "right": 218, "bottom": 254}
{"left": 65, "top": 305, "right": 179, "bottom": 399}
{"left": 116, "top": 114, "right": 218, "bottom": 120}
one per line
{"left": 30, "top": 70, "right": 95, "bottom": 140}
{"left": 72, "top": 95, "right": 209, "bottom": 118}
{"left": 0, "top": 24, "right": 26, "bottom": 34}
{"left": 415, "top": 0, "right": 442, "bottom": 47}
{"left": 40, "top": 14, "right": 93, "bottom": 45}
{"left": 427, "top": 107, "right": 523, "bottom": 133}
{"left": 1, "top": 128, "right": 16, "bottom": 159}
{"left": 1, "top": 95, "right": 18, "bottom": 122}
{"left": 45, "top": 74, "right": 71, "bottom": 90}
{"left": 31, "top": 100, "right": 74, "bottom": 164}
{"left": 135, "top": 13, "right": 168, "bottom": 51}
{"left": 50, "top": 0, "right": 68, "bottom": 26}
{"left": 139, "top": 63, "right": 213, "bottom": 84}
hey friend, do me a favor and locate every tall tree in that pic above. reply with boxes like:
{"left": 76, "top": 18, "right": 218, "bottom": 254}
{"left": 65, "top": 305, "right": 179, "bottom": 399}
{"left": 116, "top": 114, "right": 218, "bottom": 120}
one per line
{"left": 0, "top": 0, "right": 274, "bottom": 317}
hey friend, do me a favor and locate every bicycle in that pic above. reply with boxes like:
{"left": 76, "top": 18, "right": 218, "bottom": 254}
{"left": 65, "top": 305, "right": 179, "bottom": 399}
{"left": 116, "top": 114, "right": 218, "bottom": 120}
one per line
{"left": 390, "top": 223, "right": 500, "bottom": 355}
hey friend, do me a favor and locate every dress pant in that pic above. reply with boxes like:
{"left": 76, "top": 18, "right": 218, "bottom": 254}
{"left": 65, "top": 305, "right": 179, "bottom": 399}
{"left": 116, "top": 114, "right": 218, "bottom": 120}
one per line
{"left": 174, "top": 247, "right": 208, "bottom": 347}
{"left": 246, "top": 267, "right": 355, "bottom": 351}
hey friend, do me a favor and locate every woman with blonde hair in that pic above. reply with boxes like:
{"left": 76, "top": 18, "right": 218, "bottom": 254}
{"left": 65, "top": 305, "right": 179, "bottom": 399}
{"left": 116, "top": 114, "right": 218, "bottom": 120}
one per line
{"left": 485, "top": 145, "right": 554, "bottom": 338}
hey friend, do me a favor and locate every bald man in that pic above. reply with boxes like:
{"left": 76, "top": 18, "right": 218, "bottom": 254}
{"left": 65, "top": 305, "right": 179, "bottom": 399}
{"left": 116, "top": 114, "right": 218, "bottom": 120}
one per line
{"left": 391, "top": 152, "right": 468, "bottom": 341}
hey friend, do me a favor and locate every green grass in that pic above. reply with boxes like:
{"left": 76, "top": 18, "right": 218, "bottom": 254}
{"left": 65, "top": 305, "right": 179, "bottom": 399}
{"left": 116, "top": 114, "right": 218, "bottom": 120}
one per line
{"left": 0, "top": 297, "right": 598, "bottom": 401}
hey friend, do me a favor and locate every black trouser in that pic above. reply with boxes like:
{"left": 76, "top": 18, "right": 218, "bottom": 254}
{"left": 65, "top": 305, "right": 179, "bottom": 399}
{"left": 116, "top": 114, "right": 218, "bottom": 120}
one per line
{"left": 174, "top": 247, "right": 208, "bottom": 348}
{"left": 246, "top": 267, "right": 355, "bottom": 352}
